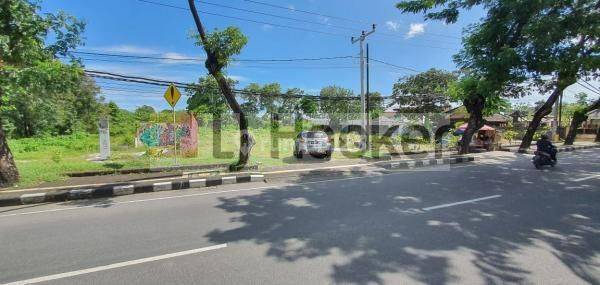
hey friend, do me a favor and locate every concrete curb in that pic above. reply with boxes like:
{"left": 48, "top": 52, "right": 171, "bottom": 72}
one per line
{"left": 515, "top": 144, "right": 599, "bottom": 154}
{"left": 0, "top": 174, "right": 265, "bottom": 207}
{"left": 383, "top": 156, "right": 476, "bottom": 170}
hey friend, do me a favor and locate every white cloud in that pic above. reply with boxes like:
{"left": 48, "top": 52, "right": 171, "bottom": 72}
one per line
{"left": 386, "top": 21, "right": 400, "bottom": 32}
{"left": 406, "top": 23, "right": 427, "bottom": 38}
{"left": 319, "top": 16, "right": 330, "bottom": 24}
{"left": 160, "top": 52, "right": 203, "bottom": 64}
{"left": 261, "top": 24, "right": 273, "bottom": 31}
{"left": 227, "top": 75, "right": 248, "bottom": 82}
{"left": 288, "top": 4, "right": 296, "bottom": 10}
{"left": 90, "top": 45, "right": 160, "bottom": 55}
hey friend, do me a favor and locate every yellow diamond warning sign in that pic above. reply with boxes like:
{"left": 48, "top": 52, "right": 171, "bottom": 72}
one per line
{"left": 164, "top": 84, "right": 181, "bottom": 108}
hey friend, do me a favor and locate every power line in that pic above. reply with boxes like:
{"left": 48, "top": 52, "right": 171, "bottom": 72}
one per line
{"left": 86, "top": 69, "right": 394, "bottom": 100}
{"left": 72, "top": 50, "right": 356, "bottom": 63}
{"left": 368, "top": 58, "right": 421, "bottom": 73}
{"left": 197, "top": 0, "right": 357, "bottom": 32}
{"left": 72, "top": 51, "right": 419, "bottom": 73}
{"left": 138, "top": 0, "right": 350, "bottom": 37}
{"left": 580, "top": 80, "right": 600, "bottom": 93}
{"left": 576, "top": 82, "right": 600, "bottom": 96}
{"left": 139, "top": 0, "right": 459, "bottom": 50}
{"left": 241, "top": 0, "right": 369, "bottom": 25}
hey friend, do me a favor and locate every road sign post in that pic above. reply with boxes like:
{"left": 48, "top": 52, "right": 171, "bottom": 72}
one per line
{"left": 164, "top": 84, "right": 182, "bottom": 165}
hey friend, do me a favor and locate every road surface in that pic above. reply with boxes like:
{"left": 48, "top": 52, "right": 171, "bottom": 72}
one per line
{"left": 1, "top": 149, "right": 599, "bottom": 284}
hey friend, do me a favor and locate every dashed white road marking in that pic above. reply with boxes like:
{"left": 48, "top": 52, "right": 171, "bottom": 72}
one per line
{"left": 2, "top": 244, "right": 227, "bottom": 285}
{"left": 422, "top": 195, "right": 502, "bottom": 211}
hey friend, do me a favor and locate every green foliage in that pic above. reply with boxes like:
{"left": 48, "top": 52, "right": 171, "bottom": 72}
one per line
{"left": 319, "top": 86, "right": 360, "bottom": 127}
{"left": 192, "top": 27, "right": 248, "bottom": 70}
{"left": 448, "top": 75, "right": 508, "bottom": 116}
{"left": 134, "top": 105, "right": 156, "bottom": 123}
{"left": 368, "top": 92, "right": 385, "bottom": 119}
{"left": 186, "top": 76, "right": 233, "bottom": 119}
{"left": 533, "top": 125, "right": 551, "bottom": 141}
{"left": 503, "top": 130, "right": 518, "bottom": 143}
{"left": 107, "top": 101, "right": 137, "bottom": 140}
{"left": 392, "top": 69, "right": 458, "bottom": 113}
{"left": 299, "top": 97, "right": 318, "bottom": 115}
{"left": 9, "top": 133, "right": 98, "bottom": 154}
{"left": 1, "top": 0, "right": 100, "bottom": 139}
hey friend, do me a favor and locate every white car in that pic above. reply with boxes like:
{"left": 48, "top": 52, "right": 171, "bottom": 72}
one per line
{"left": 293, "top": 131, "right": 333, "bottom": 159}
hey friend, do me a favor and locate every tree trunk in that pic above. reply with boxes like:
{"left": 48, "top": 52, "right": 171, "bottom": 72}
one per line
{"left": 0, "top": 91, "right": 20, "bottom": 186}
{"left": 519, "top": 88, "right": 562, "bottom": 152}
{"left": 188, "top": 0, "right": 254, "bottom": 170}
{"left": 459, "top": 95, "right": 485, "bottom": 154}
{"left": 564, "top": 98, "right": 600, "bottom": 145}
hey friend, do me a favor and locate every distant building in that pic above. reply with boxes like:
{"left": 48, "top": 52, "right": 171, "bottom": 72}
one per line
{"left": 445, "top": 106, "right": 510, "bottom": 129}
{"left": 580, "top": 109, "right": 600, "bottom": 134}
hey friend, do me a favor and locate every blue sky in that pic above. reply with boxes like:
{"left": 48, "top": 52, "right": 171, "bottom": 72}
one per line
{"left": 41, "top": 0, "right": 598, "bottom": 110}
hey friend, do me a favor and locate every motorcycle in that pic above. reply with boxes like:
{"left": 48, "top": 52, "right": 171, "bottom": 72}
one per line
{"left": 532, "top": 150, "right": 556, "bottom": 169}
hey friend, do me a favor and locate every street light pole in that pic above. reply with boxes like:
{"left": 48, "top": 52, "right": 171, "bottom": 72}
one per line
{"left": 352, "top": 24, "right": 376, "bottom": 150}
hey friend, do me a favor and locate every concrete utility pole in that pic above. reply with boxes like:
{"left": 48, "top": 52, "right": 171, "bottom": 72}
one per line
{"left": 352, "top": 24, "right": 376, "bottom": 150}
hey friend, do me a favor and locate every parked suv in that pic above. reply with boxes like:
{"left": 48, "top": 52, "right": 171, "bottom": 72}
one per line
{"left": 293, "top": 131, "right": 333, "bottom": 159}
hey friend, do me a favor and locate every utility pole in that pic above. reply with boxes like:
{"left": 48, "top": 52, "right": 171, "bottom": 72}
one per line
{"left": 552, "top": 91, "right": 561, "bottom": 141}
{"left": 558, "top": 91, "right": 564, "bottom": 139}
{"left": 352, "top": 24, "right": 376, "bottom": 150}
{"left": 366, "top": 43, "right": 371, "bottom": 150}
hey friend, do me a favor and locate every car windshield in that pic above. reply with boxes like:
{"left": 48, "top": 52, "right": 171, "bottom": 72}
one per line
{"left": 307, "top": 132, "right": 327, "bottom": 139}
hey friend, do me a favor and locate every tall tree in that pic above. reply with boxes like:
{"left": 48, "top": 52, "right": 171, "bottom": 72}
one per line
{"left": 397, "top": 0, "right": 599, "bottom": 153}
{"left": 392, "top": 69, "right": 457, "bottom": 113}
{"left": 186, "top": 76, "right": 234, "bottom": 123}
{"left": 564, "top": 98, "right": 600, "bottom": 145}
{"left": 319, "top": 86, "right": 360, "bottom": 129}
{"left": 368, "top": 92, "right": 385, "bottom": 120}
{"left": 188, "top": 0, "right": 254, "bottom": 170}
{"left": 134, "top": 105, "right": 156, "bottom": 123}
{"left": 0, "top": 0, "right": 85, "bottom": 186}
{"left": 516, "top": 0, "right": 599, "bottom": 151}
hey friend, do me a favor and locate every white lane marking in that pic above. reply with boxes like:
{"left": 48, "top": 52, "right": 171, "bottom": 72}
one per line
{"left": 572, "top": 174, "right": 600, "bottom": 182}
{"left": 2, "top": 244, "right": 227, "bottom": 285}
{"left": 422, "top": 195, "right": 502, "bottom": 211}
{"left": 0, "top": 174, "right": 398, "bottom": 218}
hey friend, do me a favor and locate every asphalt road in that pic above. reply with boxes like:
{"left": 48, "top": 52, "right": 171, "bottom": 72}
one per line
{"left": 1, "top": 149, "right": 599, "bottom": 285}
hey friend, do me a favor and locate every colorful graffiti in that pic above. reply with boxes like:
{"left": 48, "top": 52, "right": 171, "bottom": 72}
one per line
{"left": 137, "top": 114, "right": 198, "bottom": 157}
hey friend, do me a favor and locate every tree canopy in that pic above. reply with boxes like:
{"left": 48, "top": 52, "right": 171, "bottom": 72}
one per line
{"left": 392, "top": 69, "right": 457, "bottom": 113}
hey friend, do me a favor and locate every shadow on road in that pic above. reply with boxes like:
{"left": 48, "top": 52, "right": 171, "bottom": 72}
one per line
{"left": 205, "top": 150, "right": 599, "bottom": 284}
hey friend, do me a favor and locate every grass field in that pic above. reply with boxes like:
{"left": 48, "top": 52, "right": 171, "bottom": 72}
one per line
{"left": 7, "top": 125, "right": 422, "bottom": 187}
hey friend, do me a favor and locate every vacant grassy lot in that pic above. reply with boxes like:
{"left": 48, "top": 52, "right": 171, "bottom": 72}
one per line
{"left": 7, "top": 125, "right": 421, "bottom": 187}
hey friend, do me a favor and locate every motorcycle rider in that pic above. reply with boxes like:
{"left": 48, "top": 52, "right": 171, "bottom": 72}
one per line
{"left": 536, "top": 134, "right": 557, "bottom": 162}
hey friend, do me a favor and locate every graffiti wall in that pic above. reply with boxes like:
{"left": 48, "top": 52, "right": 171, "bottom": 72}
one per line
{"left": 136, "top": 114, "right": 198, "bottom": 157}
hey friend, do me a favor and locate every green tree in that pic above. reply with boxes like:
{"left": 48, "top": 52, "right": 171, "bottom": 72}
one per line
{"left": 107, "top": 101, "right": 136, "bottom": 137}
{"left": 299, "top": 97, "right": 318, "bottom": 116}
{"left": 575, "top": 92, "right": 590, "bottom": 105}
{"left": 564, "top": 98, "right": 600, "bottom": 145}
{"left": 397, "top": 0, "right": 599, "bottom": 153}
{"left": 392, "top": 69, "right": 458, "bottom": 113}
{"left": 319, "top": 86, "right": 360, "bottom": 128}
{"left": 134, "top": 105, "right": 156, "bottom": 123}
{"left": 186, "top": 76, "right": 234, "bottom": 125}
{"left": 0, "top": 0, "right": 85, "bottom": 185}
{"left": 368, "top": 92, "right": 385, "bottom": 120}
{"left": 188, "top": 0, "right": 252, "bottom": 170}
